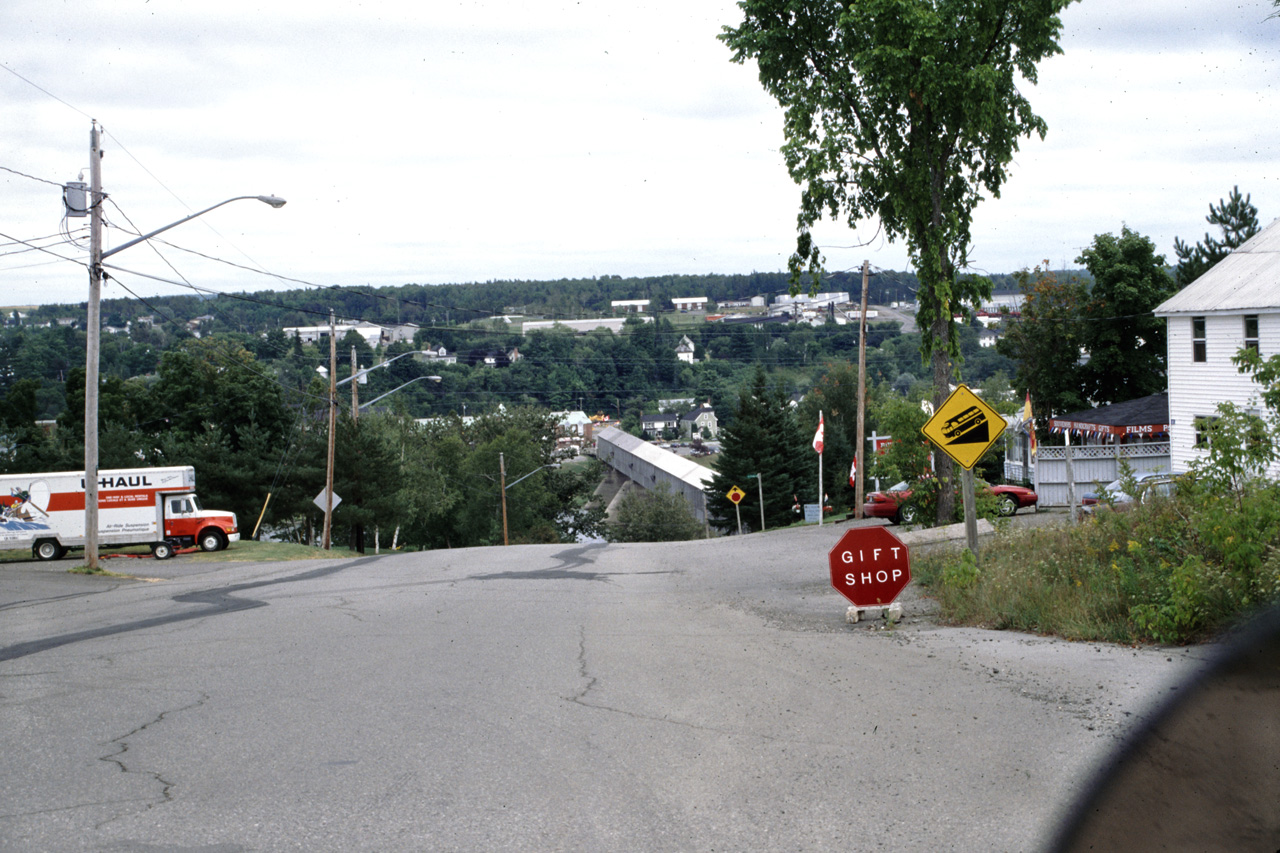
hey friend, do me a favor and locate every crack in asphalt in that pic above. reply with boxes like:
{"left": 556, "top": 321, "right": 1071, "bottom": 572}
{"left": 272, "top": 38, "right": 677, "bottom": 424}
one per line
{"left": 94, "top": 693, "right": 211, "bottom": 828}
{"left": 0, "top": 556, "right": 382, "bottom": 662}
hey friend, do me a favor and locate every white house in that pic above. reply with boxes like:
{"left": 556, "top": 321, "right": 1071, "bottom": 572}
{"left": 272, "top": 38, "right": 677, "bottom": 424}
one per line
{"left": 1154, "top": 218, "right": 1280, "bottom": 477}
{"left": 675, "top": 335, "right": 697, "bottom": 363}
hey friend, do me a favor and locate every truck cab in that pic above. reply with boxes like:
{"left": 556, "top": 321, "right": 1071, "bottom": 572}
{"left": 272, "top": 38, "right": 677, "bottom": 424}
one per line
{"left": 161, "top": 492, "right": 240, "bottom": 552}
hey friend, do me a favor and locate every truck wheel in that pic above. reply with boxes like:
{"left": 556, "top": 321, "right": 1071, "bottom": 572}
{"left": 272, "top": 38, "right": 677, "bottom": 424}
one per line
{"left": 198, "top": 529, "right": 227, "bottom": 552}
{"left": 34, "top": 540, "right": 64, "bottom": 561}
{"left": 152, "top": 541, "right": 175, "bottom": 560}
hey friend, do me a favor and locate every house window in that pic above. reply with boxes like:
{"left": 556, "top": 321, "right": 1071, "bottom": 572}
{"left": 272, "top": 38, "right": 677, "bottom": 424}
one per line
{"left": 1193, "top": 415, "right": 1218, "bottom": 449}
{"left": 1192, "top": 316, "right": 1206, "bottom": 362}
{"left": 1244, "top": 315, "right": 1259, "bottom": 353}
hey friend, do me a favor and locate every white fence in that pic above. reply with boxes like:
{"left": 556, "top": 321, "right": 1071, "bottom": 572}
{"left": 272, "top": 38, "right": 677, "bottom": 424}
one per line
{"left": 1006, "top": 442, "right": 1172, "bottom": 507}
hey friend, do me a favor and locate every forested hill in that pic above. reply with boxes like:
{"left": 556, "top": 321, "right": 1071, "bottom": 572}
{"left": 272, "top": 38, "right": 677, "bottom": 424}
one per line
{"left": 12, "top": 268, "right": 983, "bottom": 331}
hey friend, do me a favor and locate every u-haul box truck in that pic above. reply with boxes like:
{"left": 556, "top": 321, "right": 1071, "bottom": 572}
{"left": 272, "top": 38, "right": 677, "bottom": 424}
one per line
{"left": 0, "top": 466, "right": 239, "bottom": 561}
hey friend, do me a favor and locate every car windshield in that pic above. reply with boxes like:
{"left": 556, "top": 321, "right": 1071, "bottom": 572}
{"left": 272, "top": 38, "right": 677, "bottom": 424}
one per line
{"left": 888, "top": 481, "right": 911, "bottom": 492}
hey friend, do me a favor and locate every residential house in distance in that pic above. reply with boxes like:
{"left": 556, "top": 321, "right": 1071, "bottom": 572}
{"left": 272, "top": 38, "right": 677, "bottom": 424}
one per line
{"left": 680, "top": 405, "right": 719, "bottom": 440}
{"left": 1155, "top": 217, "right": 1280, "bottom": 478}
{"left": 675, "top": 335, "right": 697, "bottom": 363}
{"left": 640, "top": 412, "right": 680, "bottom": 439}
{"left": 416, "top": 344, "right": 457, "bottom": 365}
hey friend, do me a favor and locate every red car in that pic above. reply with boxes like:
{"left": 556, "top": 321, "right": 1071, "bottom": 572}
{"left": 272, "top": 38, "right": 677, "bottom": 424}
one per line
{"left": 862, "top": 480, "right": 1038, "bottom": 525}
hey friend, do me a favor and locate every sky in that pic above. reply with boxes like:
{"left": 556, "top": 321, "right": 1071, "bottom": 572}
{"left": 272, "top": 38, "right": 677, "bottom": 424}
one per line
{"left": 2, "top": 0, "right": 1278, "bottom": 309}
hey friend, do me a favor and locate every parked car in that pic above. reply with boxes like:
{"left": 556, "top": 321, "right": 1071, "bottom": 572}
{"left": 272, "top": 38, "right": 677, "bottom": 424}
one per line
{"left": 1081, "top": 472, "right": 1179, "bottom": 513}
{"left": 862, "top": 479, "right": 1038, "bottom": 525}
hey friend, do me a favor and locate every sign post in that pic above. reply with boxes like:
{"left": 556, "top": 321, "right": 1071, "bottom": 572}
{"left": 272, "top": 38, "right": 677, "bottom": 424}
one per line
{"left": 828, "top": 526, "right": 911, "bottom": 622}
{"left": 727, "top": 485, "right": 746, "bottom": 535}
{"left": 921, "top": 385, "right": 1006, "bottom": 557}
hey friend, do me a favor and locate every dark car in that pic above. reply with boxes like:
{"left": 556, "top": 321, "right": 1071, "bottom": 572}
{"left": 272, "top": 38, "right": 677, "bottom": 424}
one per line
{"left": 862, "top": 479, "right": 1037, "bottom": 524}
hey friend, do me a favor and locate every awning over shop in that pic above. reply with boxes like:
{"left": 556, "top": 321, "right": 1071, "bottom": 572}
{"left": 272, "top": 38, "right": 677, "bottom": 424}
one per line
{"left": 1048, "top": 392, "right": 1169, "bottom": 439}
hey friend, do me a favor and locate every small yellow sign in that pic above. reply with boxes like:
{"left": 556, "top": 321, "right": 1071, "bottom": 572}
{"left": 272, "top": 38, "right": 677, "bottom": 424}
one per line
{"left": 921, "top": 385, "right": 1006, "bottom": 470}
{"left": 726, "top": 485, "right": 746, "bottom": 504}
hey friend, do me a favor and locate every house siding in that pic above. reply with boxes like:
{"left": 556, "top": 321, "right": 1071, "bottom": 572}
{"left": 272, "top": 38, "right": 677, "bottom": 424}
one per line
{"left": 1165, "top": 311, "right": 1280, "bottom": 476}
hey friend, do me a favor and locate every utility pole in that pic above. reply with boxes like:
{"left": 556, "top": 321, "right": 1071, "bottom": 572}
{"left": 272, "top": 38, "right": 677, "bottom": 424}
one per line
{"left": 84, "top": 122, "right": 104, "bottom": 571}
{"left": 323, "top": 311, "right": 336, "bottom": 549}
{"left": 350, "top": 345, "right": 359, "bottom": 421}
{"left": 855, "top": 260, "right": 869, "bottom": 519}
{"left": 499, "top": 452, "right": 509, "bottom": 546}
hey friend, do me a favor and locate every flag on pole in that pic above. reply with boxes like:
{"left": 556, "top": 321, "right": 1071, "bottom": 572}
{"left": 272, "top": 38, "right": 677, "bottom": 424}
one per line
{"left": 1023, "top": 392, "right": 1037, "bottom": 457}
{"left": 848, "top": 455, "right": 857, "bottom": 488}
{"left": 812, "top": 412, "right": 824, "bottom": 454}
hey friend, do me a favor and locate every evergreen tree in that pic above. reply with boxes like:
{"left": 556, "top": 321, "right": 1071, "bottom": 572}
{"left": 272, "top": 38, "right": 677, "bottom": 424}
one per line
{"left": 1173, "top": 186, "right": 1260, "bottom": 288}
{"left": 706, "top": 367, "right": 814, "bottom": 531}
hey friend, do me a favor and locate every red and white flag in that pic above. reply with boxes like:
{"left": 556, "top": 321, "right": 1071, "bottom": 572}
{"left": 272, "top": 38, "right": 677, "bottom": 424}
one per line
{"left": 812, "top": 412, "right": 824, "bottom": 454}
{"left": 848, "top": 455, "right": 856, "bottom": 488}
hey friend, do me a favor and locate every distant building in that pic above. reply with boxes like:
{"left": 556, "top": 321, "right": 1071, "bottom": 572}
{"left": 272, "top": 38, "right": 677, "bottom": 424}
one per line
{"left": 671, "top": 297, "right": 708, "bottom": 312}
{"left": 675, "top": 335, "right": 697, "bottom": 363}
{"left": 611, "top": 299, "right": 651, "bottom": 313}
{"left": 680, "top": 406, "right": 718, "bottom": 439}
{"left": 524, "top": 317, "right": 650, "bottom": 335}
{"left": 640, "top": 412, "right": 680, "bottom": 438}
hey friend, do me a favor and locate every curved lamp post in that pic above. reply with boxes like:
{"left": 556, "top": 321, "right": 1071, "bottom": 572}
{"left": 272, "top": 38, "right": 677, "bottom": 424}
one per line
{"left": 84, "top": 121, "right": 285, "bottom": 569}
{"left": 499, "top": 458, "right": 561, "bottom": 546}
{"left": 357, "top": 375, "right": 442, "bottom": 410}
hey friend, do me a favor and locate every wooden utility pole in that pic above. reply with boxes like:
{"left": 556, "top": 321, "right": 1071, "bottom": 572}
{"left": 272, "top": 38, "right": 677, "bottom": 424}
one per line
{"left": 350, "top": 345, "right": 359, "bottom": 421}
{"left": 322, "top": 311, "right": 336, "bottom": 549}
{"left": 855, "top": 260, "right": 869, "bottom": 519}
{"left": 499, "top": 452, "right": 509, "bottom": 546}
{"left": 84, "top": 122, "right": 104, "bottom": 570}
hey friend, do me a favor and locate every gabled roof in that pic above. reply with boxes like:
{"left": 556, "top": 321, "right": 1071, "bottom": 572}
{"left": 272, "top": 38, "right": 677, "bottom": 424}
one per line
{"left": 680, "top": 406, "right": 715, "bottom": 422}
{"left": 1156, "top": 218, "right": 1280, "bottom": 316}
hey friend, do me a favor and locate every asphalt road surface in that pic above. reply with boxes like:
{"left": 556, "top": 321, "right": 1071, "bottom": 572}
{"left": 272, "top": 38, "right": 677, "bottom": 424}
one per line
{"left": 1, "top": 522, "right": 1210, "bottom": 852}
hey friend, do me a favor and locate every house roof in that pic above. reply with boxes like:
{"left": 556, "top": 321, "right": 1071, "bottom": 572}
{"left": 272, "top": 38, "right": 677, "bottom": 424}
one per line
{"left": 680, "top": 406, "right": 715, "bottom": 422}
{"left": 1156, "top": 217, "right": 1280, "bottom": 316}
{"left": 1048, "top": 392, "right": 1169, "bottom": 438}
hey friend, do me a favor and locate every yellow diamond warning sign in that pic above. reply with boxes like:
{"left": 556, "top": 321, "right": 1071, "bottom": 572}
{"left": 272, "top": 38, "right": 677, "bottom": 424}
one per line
{"left": 726, "top": 485, "right": 746, "bottom": 505}
{"left": 921, "top": 385, "right": 1006, "bottom": 470}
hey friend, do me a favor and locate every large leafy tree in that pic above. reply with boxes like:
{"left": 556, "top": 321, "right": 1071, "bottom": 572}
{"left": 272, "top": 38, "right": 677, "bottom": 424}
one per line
{"left": 995, "top": 263, "right": 1090, "bottom": 423}
{"left": 721, "top": 0, "right": 1075, "bottom": 522}
{"left": 1173, "top": 186, "right": 1260, "bottom": 288}
{"left": 1076, "top": 227, "right": 1177, "bottom": 405}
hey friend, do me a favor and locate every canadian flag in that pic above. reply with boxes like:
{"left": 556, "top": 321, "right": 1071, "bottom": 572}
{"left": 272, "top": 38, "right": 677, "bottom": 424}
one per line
{"left": 812, "top": 412, "right": 824, "bottom": 454}
{"left": 848, "top": 455, "right": 856, "bottom": 488}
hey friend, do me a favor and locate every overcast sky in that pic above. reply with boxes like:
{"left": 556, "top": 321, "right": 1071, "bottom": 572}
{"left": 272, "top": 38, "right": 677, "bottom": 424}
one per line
{"left": 2, "top": 0, "right": 1278, "bottom": 310}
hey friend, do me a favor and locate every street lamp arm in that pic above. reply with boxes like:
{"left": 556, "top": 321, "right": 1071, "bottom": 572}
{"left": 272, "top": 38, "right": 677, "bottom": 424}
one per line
{"left": 101, "top": 195, "right": 286, "bottom": 260}
{"left": 504, "top": 463, "right": 560, "bottom": 491}
{"left": 357, "top": 375, "right": 441, "bottom": 409}
{"left": 337, "top": 349, "right": 433, "bottom": 387}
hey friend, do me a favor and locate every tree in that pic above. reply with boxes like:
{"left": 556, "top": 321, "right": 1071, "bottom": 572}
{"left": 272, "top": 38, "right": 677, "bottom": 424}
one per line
{"left": 1173, "top": 186, "right": 1260, "bottom": 288}
{"left": 706, "top": 367, "right": 813, "bottom": 531}
{"left": 1076, "top": 227, "right": 1177, "bottom": 405}
{"left": 721, "top": 0, "right": 1075, "bottom": 523}
{"left": 607, "top": 483, "right": 704, "bottom": 543}
{"left": 996, "top": 263, "right": 1090, "bottom": 423}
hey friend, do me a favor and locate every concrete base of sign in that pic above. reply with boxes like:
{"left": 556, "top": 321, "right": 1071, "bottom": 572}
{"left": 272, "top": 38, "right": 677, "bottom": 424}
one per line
{"left": 846, "top": 603, "right": 904, "bottom": 624}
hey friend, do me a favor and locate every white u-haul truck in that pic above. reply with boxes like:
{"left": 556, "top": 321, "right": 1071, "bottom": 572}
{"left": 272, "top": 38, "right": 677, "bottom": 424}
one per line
{"left": 0, "top": 466, "right": 239, "bottom": 561}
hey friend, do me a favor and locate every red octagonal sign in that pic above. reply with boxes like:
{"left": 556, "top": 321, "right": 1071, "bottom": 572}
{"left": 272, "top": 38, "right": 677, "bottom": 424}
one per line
{"left": 828, "top": 526, "right": 911, "bottom": 607}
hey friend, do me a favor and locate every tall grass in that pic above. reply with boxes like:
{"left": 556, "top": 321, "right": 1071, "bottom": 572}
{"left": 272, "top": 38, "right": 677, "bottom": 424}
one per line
{"left": 914, "top": 480, "right": 1280, "bottom": 644}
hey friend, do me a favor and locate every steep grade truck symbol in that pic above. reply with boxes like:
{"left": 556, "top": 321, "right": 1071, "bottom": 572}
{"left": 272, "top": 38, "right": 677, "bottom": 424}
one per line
{"left": 941, "top": 404, "right": 989, "bottom": 444}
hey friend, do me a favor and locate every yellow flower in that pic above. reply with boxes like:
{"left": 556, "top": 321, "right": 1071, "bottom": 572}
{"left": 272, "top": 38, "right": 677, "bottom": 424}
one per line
{"left": 1127, "top": 539, "right": 1141, "bottom": 552}
{"left": 1109, "top": 540, "right": 1120, "bottom": 552}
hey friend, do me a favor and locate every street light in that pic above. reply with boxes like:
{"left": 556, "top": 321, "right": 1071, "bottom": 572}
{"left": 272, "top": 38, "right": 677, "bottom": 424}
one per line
{"left": 357, "top": 375, "right": 442, "bottom": 410}
{"left": 337, "top": 349, "right": 436, "bottom": 387}
{"left": 83, "top": 121, "right": 285, "bottom": 570}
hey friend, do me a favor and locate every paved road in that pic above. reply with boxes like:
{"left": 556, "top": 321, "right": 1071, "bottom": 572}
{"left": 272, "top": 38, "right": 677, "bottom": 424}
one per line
{"left": 1, "top": 524, "right": 1209, "bottom": 852}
